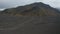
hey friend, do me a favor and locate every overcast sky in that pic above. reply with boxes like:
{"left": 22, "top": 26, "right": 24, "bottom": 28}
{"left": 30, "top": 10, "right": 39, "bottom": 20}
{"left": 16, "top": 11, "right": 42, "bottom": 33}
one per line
{"left": 0, "top": 0, "right": 60, "bottom": 9}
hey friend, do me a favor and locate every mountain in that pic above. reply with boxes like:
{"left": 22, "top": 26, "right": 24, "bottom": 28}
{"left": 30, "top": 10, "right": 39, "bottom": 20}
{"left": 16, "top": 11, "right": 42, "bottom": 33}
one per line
{"left": 0, "top": 2, "right": 60, "bottom": 16}
{"left": 0, "top": 2, "right": 60, "bottom": 34}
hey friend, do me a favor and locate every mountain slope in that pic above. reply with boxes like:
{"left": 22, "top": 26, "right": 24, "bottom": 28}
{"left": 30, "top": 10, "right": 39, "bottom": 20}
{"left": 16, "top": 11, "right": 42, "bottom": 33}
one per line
{"left": 0, "top": 2, "right": 60, "bottom": 16}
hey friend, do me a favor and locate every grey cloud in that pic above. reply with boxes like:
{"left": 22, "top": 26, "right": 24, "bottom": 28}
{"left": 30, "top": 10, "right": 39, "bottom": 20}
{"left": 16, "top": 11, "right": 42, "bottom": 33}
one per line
{"left": 0, "top": 0, "right": 60, "bottom": 9}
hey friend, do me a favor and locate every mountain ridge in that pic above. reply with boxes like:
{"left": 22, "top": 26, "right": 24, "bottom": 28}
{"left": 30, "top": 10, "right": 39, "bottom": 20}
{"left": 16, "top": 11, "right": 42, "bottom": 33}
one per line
{"left": 0, "top": 2, "right": 60, "bottom": 16}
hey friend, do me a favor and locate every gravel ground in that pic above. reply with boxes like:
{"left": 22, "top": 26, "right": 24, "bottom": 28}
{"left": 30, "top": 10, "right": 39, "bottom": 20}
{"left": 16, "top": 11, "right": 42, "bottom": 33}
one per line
{"left": 0, "top": 16, "right": 60, "bottom": 34}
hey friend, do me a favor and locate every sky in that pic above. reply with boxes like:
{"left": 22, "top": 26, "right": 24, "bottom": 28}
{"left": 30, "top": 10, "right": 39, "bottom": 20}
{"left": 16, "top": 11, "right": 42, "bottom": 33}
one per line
{"left": 0, "top": 0, "right": 60, "bottom": 9}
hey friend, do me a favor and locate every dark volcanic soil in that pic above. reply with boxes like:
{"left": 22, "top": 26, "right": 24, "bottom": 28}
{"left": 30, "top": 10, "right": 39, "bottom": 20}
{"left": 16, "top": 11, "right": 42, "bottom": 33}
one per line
{"left": 0, "top": 16, "right": 60, "bottom": 34}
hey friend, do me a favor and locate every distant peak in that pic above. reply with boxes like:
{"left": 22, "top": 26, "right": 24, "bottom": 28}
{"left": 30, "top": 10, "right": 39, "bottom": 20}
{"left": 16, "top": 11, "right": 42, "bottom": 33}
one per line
{"left": 32, "top": 2, "right": 45, "bottom": 5}
{"left": 34, "top": 2, "right": 44, "bottom": 4}
{"left": 0, "top": 2, "right": 59, "bottom": 16}
{"left": 30, "top": 2, "right": 51, "bottom": 8}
